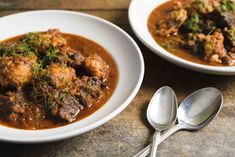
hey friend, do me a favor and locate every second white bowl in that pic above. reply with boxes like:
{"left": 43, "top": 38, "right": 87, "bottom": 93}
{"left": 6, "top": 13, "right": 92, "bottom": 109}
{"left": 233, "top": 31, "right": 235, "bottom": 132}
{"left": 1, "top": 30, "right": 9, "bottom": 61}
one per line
{"left": 129, "top": 0, "right": 235, "bottom": 75}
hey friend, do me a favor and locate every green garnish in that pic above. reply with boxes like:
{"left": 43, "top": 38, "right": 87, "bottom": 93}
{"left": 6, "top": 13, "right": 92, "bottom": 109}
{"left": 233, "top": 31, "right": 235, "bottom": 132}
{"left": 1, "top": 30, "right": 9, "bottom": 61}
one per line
{"left": 160, "top": 40, "right": 175, "bottom": 50}
{"left": 32, "top": 60, "right": 43, "bottom": 76}
{"left": 208, "top": 26, "right": 216, "bottom": 35}
{"left": 45, "top": 47, "right": 58, "bottom": 62}
{"left": 227, "top": 27, "right": 235, "bottom": 41}
{"left": 34, "top": 113, "right": 41, "bottom": 120}
{"left": 0, "top": 42, "right": 35, "bottom": 57}
{"left": 184, "top": 13, "right": 201, "bottom": 34}
{"left": 161, "top": 43, "right": 171, "bottom": 50}
{"left": 48, "top": 92, "right": 67, "bottom": 110}
{"left": 220, "top": 0, "right": 235, "bottom": 11}
{"left": 22, "top": 32, "right": 49, "bottom": 50}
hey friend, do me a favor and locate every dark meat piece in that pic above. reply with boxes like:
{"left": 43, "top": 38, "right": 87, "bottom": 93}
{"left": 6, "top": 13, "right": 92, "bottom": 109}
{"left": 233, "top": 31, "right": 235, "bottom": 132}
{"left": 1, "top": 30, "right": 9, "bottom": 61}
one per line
{"left": 23, "top": 29, "right": 66, "bottom": 52}
{"left": 181, "top": 33, "right": 206, "bottom": 54}
{"left": 84, "top": 54, "right": 110, "bottom": 81}
{"left": 222, "top": 54, "right": 234, "bottom": 65}
{"left": 51, "top": 93, "right": 83, "bottom": 122}
{"left": 0, "top": 55, "right": 37, "bottom": 87}
{"left": 57, "top": 46, "right": 85, "bottom": 67}
{"left": 208, "top": 10, "right": 235, "bottom": 28}
{"left": 0, "top": 91, "right": 26, "bottom": 121}
{"left": 224, "top": 27, "right": 235, "bottom": 48}
{"left": 78, "top": 76, "right": 105, "bottom": 107}
{"left": 32, "top": 79, "right": 83, "bottom": 122}
{"left": 48, "top": 63, "right": 77, "bottom": 89}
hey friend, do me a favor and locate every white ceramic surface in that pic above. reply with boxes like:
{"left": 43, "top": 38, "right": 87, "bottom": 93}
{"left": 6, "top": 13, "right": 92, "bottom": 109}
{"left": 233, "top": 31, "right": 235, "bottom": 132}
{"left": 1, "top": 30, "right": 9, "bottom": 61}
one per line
{"left": 129, "top": 0, "right": 235, "bottom": 75}
{"left": 0, "top": 10, "right": 144, "bottom": 143}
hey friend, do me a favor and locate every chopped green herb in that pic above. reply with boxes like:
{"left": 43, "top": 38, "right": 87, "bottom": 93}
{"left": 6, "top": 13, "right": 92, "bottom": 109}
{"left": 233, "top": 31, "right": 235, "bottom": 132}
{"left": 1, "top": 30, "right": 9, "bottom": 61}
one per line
{"left": 48, "top": 92, "right": 65, "bottom": 109}
{"left": 161, "top": 40, "right": 174, "bottom": 50}
{"left": 34, "top": 113, "right": 41, "bottom": 120}
{"left": 227, "top": 27, "right": 235, "bottom": 41}
{"left": 184, "top": 13, "right": 201, "bottom": 34}
{"left": 220, "top": 0, "right": 235, "bottom": 11}
{"left": 208, "top": 26, "right": 216, "bottom": 35}
{"left": 32, "top": 60, "right": 43, "bottom": 76}
{"left": 45, "top": 47, "right": 58, "bottom": 61}
{"left": 0, "top": 42, "right": 35, "bottom": 57}
{"left": 22, "top": 32, "right": 48, "bottom": 50}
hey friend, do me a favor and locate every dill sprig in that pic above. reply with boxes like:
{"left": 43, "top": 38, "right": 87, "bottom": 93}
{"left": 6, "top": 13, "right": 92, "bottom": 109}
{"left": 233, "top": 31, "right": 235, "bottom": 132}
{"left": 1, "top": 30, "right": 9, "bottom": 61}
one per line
{"left": 42, "top": 47, "right": 59, "bottom": 64}
{"left": 32, "top": 60, "right": 43, "bottom": 77}
{"left": 33, "top": 78, "right": 79, "bottom": 112}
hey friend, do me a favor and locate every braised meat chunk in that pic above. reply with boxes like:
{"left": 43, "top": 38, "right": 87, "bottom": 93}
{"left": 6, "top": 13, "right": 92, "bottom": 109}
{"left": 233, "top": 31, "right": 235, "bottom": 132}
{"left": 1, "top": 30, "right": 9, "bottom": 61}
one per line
{"left": 78, "top": 76, "right": 105, "bottom": 107}
{"left": 84, "top": 53, "right": 110, "bottom": 81}
{"left": 0, "top": 90, "right": 26, "bottom": 121}
{"left": 32, "top": 79, "right": 83, "bottom": 122}
{"left": 58, "top": 46, "right": 85, "bottom": 67}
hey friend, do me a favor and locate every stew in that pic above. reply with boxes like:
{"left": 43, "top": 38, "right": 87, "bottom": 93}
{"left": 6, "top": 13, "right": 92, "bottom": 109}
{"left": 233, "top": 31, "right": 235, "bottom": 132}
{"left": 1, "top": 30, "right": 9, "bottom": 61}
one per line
{"left": 148, "top": 0, "right": 235, "bottom": 66}
{"left": 0, "top": 29, "right": 118, "bottom": 130}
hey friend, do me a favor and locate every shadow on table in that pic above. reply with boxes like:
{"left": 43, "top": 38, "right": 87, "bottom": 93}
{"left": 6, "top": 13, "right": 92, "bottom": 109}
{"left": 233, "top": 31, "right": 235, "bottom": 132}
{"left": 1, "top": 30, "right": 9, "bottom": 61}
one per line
{"left": 0, "top": 138, "right": 74, "bottom": 157}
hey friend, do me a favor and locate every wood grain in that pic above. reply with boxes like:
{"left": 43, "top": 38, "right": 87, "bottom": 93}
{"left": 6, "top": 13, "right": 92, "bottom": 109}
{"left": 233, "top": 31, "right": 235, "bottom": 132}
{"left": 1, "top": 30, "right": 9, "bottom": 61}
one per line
{"left": 0, "top": 10, "right": 128, "bottom": 26}
{"left": 0, "top": 0, "right": 131, "bottom": 10}
{"left": 0, "top": 2, "right": 234, "bottom": 157}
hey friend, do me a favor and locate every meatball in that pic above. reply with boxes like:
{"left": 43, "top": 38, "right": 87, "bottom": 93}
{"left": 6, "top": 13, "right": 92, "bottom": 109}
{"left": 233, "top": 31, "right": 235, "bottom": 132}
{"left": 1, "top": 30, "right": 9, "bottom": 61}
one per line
{"left": 48, "top": 63, "right": 77, "bottom": 89}
{"left": 204, "top": 30, "right": 226, "bottom": 57}
{"left": 23, "top": 29, "right": 66, "bottom": 52}
{"left": 0, "top": 55, "right": 37, "bottom": 87}
{"left": 190, "top": 0, "right": 220, "bottom": 14}
{"left": 157, "top": 8, "right": 188, "bottom": 37}
{"left": 84, "top": 53, "right": 110, "bottom": 81}
{"left": 203, "top": 30, "right": 231, "bottom": 64}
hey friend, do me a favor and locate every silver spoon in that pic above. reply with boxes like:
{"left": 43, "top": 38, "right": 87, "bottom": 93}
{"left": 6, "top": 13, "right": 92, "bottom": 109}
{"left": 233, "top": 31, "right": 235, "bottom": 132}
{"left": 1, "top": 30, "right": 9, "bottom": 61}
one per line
{"left": 134, "top": 87, "right": 223, "bottom": 157}
{"left": 147, "top": 86, "right": 177, "bottom": 157}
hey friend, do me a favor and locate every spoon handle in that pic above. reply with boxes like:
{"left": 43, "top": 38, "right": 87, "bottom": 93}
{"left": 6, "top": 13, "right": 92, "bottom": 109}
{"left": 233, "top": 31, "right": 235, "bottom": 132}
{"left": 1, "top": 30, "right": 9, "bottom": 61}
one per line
{"left": 133, "top": 124, "right": 184, "bottom": 157}
{"left": 150, "top": 131, "right": 161, "bottom": 157}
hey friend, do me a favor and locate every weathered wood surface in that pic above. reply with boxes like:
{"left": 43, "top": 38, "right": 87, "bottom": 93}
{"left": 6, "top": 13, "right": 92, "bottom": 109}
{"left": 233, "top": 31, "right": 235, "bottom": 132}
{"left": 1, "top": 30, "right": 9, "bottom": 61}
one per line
{"left": 0, "top": 1, "right": 234, "bottom": 157}
{"left": 0, "top": 0, "right": 131, "bottom": 10}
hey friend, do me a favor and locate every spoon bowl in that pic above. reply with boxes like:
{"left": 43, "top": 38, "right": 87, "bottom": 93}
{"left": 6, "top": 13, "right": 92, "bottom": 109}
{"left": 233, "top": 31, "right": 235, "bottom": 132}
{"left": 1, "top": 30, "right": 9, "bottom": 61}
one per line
{"left": 147, "top": 86, "right": 177, "bottom": 130}
{"left": 178, "top": 87, "right": 223, "bottom": 130}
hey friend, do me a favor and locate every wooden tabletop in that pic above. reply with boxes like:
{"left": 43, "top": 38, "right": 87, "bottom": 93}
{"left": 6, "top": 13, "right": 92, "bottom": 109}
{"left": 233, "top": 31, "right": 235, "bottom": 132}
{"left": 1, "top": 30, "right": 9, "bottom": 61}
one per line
{"left": 0, "top": 0, "right": 234, "bottom": 157}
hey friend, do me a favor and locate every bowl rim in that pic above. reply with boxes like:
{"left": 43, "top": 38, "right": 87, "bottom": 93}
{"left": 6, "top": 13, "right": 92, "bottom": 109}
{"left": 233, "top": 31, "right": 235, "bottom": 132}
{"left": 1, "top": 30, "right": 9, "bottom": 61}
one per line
{"left": 128, "top": 0, "right": 235, "bottom": 75}
{"left": 0, "top": 10, "right": 145, "bottom": 143}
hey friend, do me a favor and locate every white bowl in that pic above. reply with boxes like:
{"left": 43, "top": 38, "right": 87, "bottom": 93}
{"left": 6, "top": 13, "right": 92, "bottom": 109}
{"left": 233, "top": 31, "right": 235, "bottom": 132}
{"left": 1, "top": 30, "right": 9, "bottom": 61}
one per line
{"left": 129, "top": 0, "right": 235, "bottom": 75}
{"left": 0, "top": 10, "right": 144, "bottom": 143}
